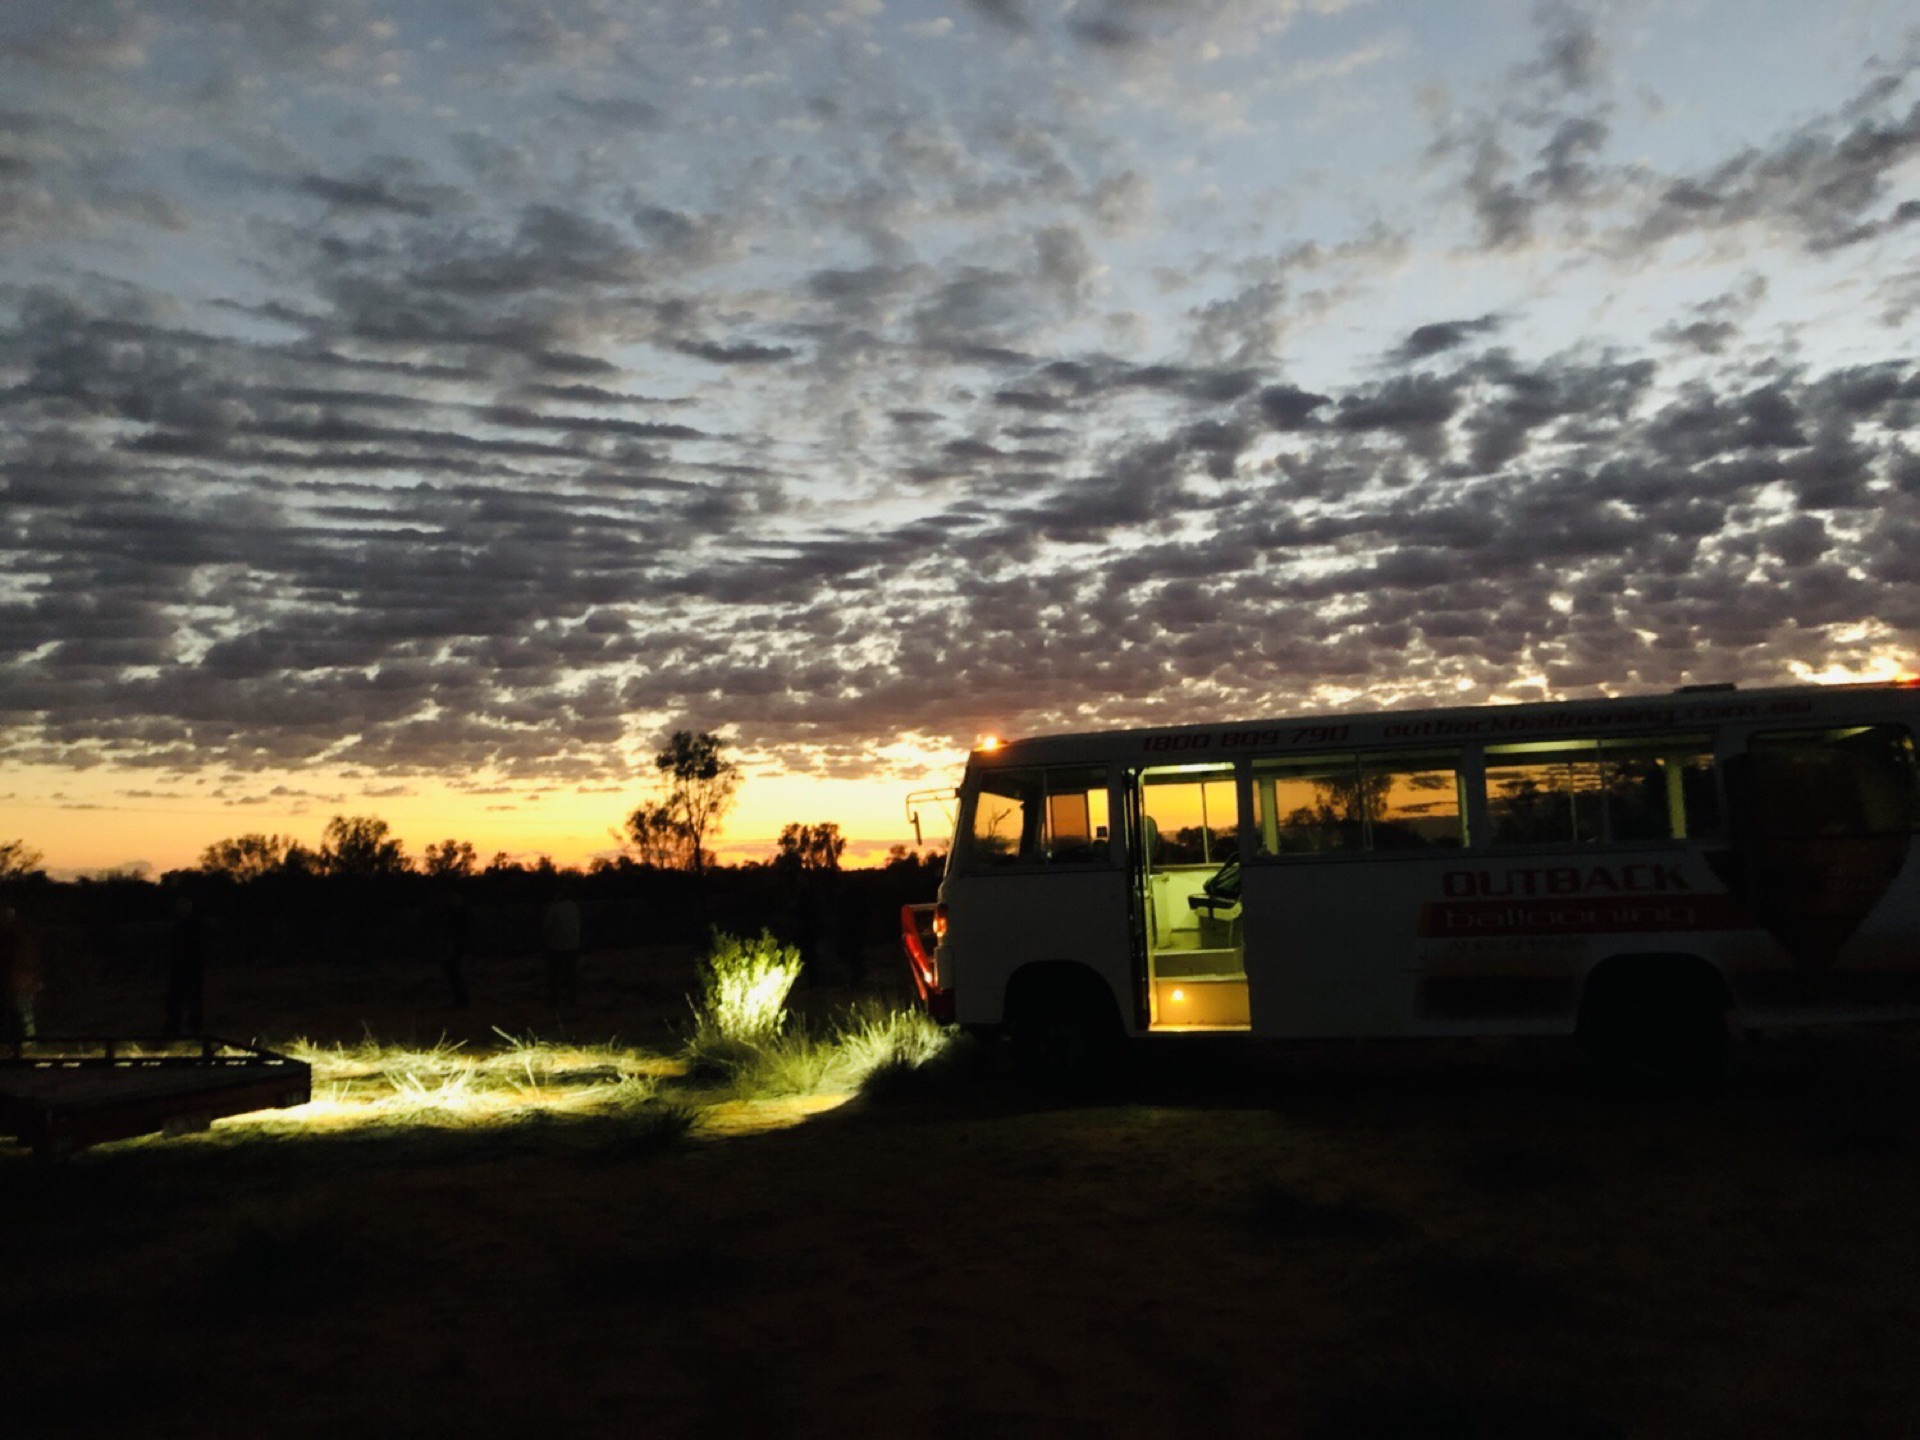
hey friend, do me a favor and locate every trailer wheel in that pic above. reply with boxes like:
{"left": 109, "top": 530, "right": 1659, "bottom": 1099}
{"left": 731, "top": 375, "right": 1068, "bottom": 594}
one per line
{"left": 1006, "top": 965, "right": 1124, "bottom": 1092}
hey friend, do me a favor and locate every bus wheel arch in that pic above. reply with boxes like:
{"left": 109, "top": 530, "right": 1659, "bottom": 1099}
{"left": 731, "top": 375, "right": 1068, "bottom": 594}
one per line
{"left": 1577, "top": 952, "right": 1733, "bottom": 1086}
{"left": 1004, "top": 961, "right": 1125, "bottom": 1086}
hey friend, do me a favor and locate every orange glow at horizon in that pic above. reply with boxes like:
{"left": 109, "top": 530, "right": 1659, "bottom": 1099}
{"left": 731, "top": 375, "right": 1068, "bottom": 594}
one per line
{"left": 7, "top": 756, "right": 966, "bottom": 878}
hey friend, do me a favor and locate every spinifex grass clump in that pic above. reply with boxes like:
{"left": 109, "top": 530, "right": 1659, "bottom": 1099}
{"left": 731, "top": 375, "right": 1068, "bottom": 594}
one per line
{"left": 691, "top": 993, "right": 956, "bottom": 1099}
{"left": 846, "top": 1004, "right": 969, "bottom": 1100}
{"left": 687, "top": 929, "right": 804, "bottom": 1070}
{"left": 280, "top": 1031, "right": 666, "bottom": 1129}
{"left": 835, "top": 1001, "right": 951, "bottom": 1077}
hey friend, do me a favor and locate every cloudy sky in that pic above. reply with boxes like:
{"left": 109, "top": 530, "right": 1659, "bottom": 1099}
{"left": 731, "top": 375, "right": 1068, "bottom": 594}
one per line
{"left": 3, "top": 0, "right": 1917, "bottom": 874}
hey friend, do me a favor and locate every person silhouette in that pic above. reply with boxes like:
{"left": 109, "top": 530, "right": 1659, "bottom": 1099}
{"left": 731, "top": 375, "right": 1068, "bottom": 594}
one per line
{"left": 166, "top": 896, "right": 210, "bottom": 1037}
{"left": 541, "top": 886, "right": 582, "bottom": 1008}
{"left": 835, "top": 884, "right": 870, "bottom": 988}
{"left": 430, "top": 887, "right": 473, "bottom": 1009}
{"left": 0, "top": 904, "right": 38, "bottom": 1042}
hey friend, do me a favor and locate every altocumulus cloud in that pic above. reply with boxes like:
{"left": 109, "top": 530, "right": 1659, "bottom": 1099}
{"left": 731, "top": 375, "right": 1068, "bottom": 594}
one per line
{"left": 0, "top": 0, "right": 1916, "bottom": 793}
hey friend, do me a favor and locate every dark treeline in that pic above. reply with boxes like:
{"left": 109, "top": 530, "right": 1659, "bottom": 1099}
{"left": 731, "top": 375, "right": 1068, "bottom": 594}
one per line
{"left": 0, "top": 851, "right": 948, "bottom": 985}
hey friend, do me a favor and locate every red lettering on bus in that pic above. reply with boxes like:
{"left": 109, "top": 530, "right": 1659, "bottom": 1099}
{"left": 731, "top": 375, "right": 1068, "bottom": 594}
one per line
{"left": 1442, "top": 865, "right": 1695, "bottom": 900}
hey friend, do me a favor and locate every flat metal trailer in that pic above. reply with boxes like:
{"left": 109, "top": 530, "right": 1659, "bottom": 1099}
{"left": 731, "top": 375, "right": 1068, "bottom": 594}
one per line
{"left": 0, "top": 1037, "right": 312, "bottom": 1159}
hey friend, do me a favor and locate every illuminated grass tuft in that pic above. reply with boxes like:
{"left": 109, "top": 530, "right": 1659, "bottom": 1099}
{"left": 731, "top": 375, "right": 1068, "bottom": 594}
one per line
{"left": 688, "top": 999, "right": 956, "bottom": 1100}
{"left": 276, "top": 1032, "right": 672, "bottom": 1130}
{"left": 836, "top": 1001, "right": 952, "bottom": 1078}
{"left": 212, "top": 998, "right": 952, "bottom": 1145}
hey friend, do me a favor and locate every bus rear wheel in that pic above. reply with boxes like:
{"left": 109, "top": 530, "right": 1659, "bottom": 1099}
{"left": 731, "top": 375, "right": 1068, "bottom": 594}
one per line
{"left": 1581, "top": 979, "right": 1730, "bottom": 1090}
{"left": 1006, "top": 968, "right": 1124, "bottom": 1091}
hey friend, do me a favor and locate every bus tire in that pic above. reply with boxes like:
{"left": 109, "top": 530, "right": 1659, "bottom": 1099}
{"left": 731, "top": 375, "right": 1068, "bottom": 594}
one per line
{"left": 1578, "top": 955, "right": 1731, "bottom": 1090}
{"left": 1005, "top": 964, "right": 1124, "bottom": 1091}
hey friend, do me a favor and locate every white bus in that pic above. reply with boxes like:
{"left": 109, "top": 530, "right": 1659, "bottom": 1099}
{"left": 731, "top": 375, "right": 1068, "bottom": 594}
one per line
{"left": 903, "top": 681, "right": 1920, "bottom": 1078}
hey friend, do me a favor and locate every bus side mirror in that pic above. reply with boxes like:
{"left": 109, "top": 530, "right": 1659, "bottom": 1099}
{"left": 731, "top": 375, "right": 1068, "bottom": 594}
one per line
{"left": 910, "top": 810, "right": 923, "bottom": 847}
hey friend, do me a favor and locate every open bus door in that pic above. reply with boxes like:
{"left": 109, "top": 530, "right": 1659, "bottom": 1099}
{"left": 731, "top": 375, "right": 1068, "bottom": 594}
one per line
{"left": 1130, "top": 763, "right": 1250, "bottom": 1030}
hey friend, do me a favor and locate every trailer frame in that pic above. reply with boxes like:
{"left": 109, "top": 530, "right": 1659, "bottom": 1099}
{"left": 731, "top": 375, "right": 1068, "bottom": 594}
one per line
{"left": 0, "top": 1036, "right": 312, "bottom": 1159}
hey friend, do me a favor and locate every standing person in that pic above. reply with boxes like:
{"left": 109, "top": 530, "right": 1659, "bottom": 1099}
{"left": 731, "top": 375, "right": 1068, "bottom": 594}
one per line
{"left": 0, "top": 905, "right": 38, "bottom": 1042}
{"left": 429, "top": 886, "right": 473, "bottom": 1010}
{"left": 541, "top": 885, "right": 582, "bottom": 1009}
{"left": 166, "top": 895, "right": 210, "bottom": 1038}
{"left": 835, "top": 884, "right": 871, "bottom": 990}
{"left": 785, "top": 873, "right": 823, "bottom": 990}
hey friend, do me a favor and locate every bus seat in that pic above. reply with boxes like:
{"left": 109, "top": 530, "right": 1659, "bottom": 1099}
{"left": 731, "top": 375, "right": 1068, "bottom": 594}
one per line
{"left": 1188, "top": 854, "right": 1241, "bottom": 916}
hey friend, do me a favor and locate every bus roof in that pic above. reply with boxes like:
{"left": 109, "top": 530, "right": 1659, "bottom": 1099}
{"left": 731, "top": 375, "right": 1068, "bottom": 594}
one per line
{"left": 967, "top": 680, "right": 1920, "bottom": 770}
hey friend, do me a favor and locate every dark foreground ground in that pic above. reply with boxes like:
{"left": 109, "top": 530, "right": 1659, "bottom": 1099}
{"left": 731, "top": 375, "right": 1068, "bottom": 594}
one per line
{"left": 5, "top": 944, "right": 1919, "bottom": 1439}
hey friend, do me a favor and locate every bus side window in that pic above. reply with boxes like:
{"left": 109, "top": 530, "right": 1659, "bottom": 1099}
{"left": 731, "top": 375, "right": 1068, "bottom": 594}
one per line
{"left": 963, "top": 767, "right": 1112, "bottom": 868}
{"left": 1597, "top": 735, "right": 1720, "bottom": 841}
{"left": 1251, "top": 751, "right": 1464, "bottom": 855}
{"left": 966, "top": 771, "right": 1042, "bottom": 865}
{"left": 1251, "top": 756, "right": 1363, "bottom": 855}
{"left": 1678, "top": 751, "right": 1723, "bottom": 840}
{"left": 1044, "top": 766, "right": 1111, "bottom": 864}
{"left": 1748, "top": 726, "right": 1920, "bottom": 838}
{"left": 1361, "top": 752, "right": 1466, "bottom": 849}
{"left": 1489, "top": 735, "right": 1718, "bottom": 846}
{"left": 1487, "top": 742, "right": 1606, "bottom": 847}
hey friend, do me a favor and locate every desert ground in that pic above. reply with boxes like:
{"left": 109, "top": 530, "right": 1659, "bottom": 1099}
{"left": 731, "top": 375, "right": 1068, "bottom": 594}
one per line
{"left": 5, "top": 937, "right": 1920, "bottom": 1439}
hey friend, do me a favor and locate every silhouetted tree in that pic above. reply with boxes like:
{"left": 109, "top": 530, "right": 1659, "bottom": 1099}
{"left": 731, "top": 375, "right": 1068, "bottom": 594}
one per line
{"left": 883, "top": 843, "right": 942, "bottom": 870}
{"left": 644, "top": 730, "right": 741, "bottom": 876}
{"left": 198, "top": 833, "right": 294, "bottom": 880}
{"left": 776, "top": 822, "right": 844, "bottom": 873}
{"left": 421, "top": 838, "right": 478, "bottom": 878}
{"left": 0, "top": 840, "right": 44, "bottom": 882}
{"left": 319, "top": 815, "right": 408, "bottom": 878}
{"left": 623, "top": 799, "right": 690, "bottom": 870}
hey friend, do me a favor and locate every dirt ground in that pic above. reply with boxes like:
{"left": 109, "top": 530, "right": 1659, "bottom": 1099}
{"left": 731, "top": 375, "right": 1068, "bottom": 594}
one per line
{"left": 5, "top": 944, "right": 1920, "bottom": 1439}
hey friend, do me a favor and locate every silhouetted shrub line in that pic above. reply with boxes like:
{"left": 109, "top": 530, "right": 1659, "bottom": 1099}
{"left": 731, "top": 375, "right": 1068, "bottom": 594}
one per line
{"left": 0, "top": 851, "right": 945, "bottom": 973}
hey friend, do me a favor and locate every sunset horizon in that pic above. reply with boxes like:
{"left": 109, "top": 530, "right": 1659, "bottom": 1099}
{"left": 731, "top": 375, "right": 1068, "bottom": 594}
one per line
{"left": 6, "top": 745, "right": 964, "bottom": 878}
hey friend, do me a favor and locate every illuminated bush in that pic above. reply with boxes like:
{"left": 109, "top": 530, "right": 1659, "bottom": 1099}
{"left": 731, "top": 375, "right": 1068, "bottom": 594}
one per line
{"left": 692, "top": 929, "right": 804, "bottom": 1047}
